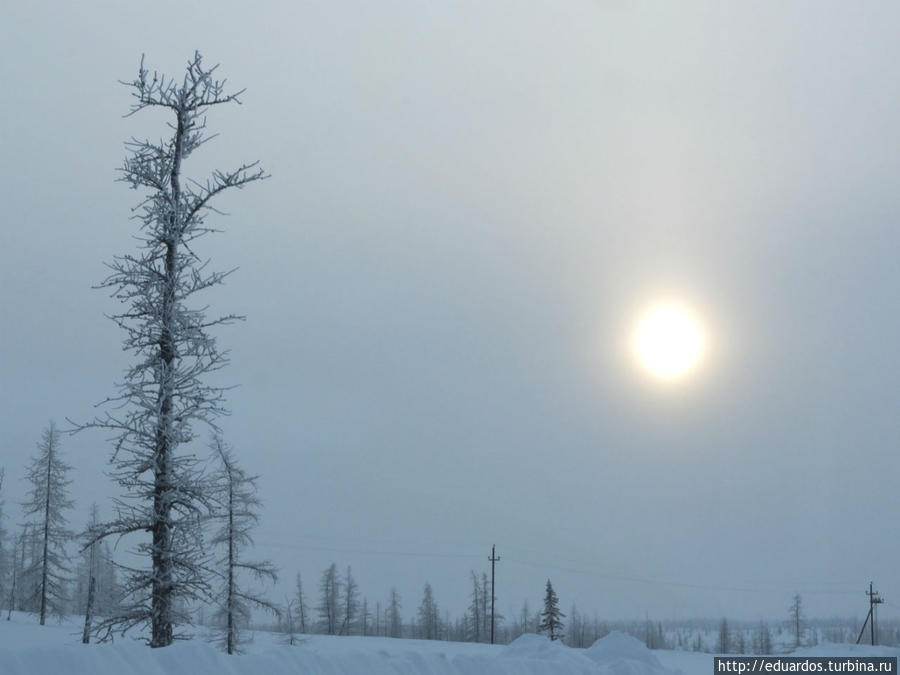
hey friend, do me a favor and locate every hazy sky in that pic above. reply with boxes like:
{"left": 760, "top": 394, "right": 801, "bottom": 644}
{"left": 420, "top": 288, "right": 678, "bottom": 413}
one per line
{"left": 2, "top": 1, "right": 900, "bottom": 624}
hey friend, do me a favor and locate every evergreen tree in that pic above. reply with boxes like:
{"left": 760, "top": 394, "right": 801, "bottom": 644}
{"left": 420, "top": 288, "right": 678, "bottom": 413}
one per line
{"left": 417, "top": 582, "right": 439, "bottom": 640}
{"left": 22, "top": 423, "right": 74, "bottom": 625}
{"left": 538, "top": 579, "right": 564, "bottom": 641}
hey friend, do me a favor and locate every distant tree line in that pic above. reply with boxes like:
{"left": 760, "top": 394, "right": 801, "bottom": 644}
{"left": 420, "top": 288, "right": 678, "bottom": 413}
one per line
{"left": 2, "top": 442, "right": 896, "bottom": 654}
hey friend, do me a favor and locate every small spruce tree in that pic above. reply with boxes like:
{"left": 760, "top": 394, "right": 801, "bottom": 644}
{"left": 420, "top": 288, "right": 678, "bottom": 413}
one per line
{"left": 539, "top": 579, "right": 565, "bottom": 641}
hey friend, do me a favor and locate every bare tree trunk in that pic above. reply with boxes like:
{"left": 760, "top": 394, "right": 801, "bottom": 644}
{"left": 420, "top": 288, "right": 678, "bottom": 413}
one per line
{"left": 7, "top": 537, "right": 17, "bottom": 620}
{"left": 150, "top": 442, "right": 173, "bottom": 647}
{"left": 82, "top": 576, "right": 96, "bottom": 644}
{"left": 150, "top": 106, "right": 184, "bottom": 650}
{"left": 82, "top": 536, "right": 97, "bottom": 644}
{"left": 298, "top": 581, "right": 307, "bottom": 633}
{"left": 226, "top": 475, "right": 234, "bottom": 655}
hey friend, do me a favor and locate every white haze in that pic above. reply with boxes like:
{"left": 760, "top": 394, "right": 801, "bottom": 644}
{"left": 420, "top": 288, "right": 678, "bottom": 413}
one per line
{"left": 2, "top": 1, "right": 899, "bottom": 622}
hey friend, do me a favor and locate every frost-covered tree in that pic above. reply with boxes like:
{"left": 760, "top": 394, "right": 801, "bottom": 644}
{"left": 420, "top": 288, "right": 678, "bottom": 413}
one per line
{"left": 717, "top": 617, "right": 731, "bottom": 653}
{"left": 339, "top": 566, "right": 359, "bottom": 635}
{"left": 79, "top": 540, "right": 120, "bottom": 618}
{"left": 74, "top": 52, "right": 267, "bottom": 647}
{"left": 568, "top": 604, "right": 585, "bottom": 648}
{"left": 7, "top": 525, "right": 29, "bottom": 617}
{"left": 361, "top": 597, "right": 370, "bottom": 636}
{"left": 21, "top": 525, "right": 43, "bottom": 613}
{"left": 789, "top": 594, "right": 804, "bottom": 648}
{"left": 388, "top": 587, "right": 402, "bottom": 638}
{"left": 210, "top": 436, "right": 277, "bottom": 654}
{"left": 281, "top": 597, "right": 299, "bottom": 646}
{"left": 318, "top": 563, "right": 341, "bottom": 635}
{"left": 417, "top": 582, "right": 439, "bottom": 640}
{"left": 753, "top": 621, "right": 773, "bottom": 654}
{"left": 77, "top": 504, "right": 102, "bottom": 643}
{"left": 538, "top": 579, "right": 564, "bottom": 641}
{"left": 467, "top": 571, "right": 482, "bottom": 642}
{"left": 0, "top": 468, "right": 7, "bottom": 609}
{"left": 22, "top": 423, "right": 74, "bottom": 625}
{"left": 295, "top": 573, "right": 308, "bottom": 633}
{"left": 481, "top": 572, "right": 490, "bottom": 640}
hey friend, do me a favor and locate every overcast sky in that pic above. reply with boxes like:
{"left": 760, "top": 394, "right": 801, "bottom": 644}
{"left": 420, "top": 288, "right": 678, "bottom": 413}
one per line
{"left": 2, "top": 1, "right": 900, "bottom": 623}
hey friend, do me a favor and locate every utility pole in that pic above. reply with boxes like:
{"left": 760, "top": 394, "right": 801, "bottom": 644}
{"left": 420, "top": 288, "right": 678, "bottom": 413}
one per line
{"left": 869, "top": 582, "right": 883, "bottom": 646}
{"left": 856, "top": 582, "right": 883, "bottom": 646}
{"left": 489, "top": 544, "right": 500, "bottom": 645}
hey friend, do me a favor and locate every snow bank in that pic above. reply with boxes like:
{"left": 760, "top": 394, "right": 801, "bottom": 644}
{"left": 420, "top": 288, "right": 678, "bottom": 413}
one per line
{"left": 0, "top": 615, "right": 598, "bottom": 675}
{"left": 5, "top": 614, "right": 899, "bottom": 675}
{"left": 585, "top": 631, "right": 682, "bottom": 675}
{"left": 497, "top": 633, "right": 603, "bottom": 672}
{"left": 501, "top": 633, "right": 566, "bottom": 658}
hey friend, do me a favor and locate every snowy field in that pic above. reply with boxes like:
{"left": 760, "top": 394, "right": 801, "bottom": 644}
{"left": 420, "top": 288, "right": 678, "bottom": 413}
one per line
{"left": 2, "top": 612, "right": 897, "bottom": 675}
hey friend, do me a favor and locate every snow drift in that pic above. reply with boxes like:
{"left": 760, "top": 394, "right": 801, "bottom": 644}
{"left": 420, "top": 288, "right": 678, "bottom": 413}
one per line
{"left": 3, "top": 612, "right": 899, "bottom": 675}
{"left": 585, "top": 631, "right": 683, "bottom": 675}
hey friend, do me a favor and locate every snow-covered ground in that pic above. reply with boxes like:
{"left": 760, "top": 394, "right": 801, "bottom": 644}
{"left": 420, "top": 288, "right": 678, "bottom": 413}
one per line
{"left": 2, "top": 612, "right": 897, "bottom": 675}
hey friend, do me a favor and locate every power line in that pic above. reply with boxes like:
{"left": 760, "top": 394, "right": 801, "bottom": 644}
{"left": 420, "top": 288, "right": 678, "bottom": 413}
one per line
{"left": 257, "top": 539, "right": 481, "bottom": 560}
{"left": 257, "top": 537, "right": 861, "bottom": 597}
{"left": 503, "top": 556, "right": 860, "bottom": 596}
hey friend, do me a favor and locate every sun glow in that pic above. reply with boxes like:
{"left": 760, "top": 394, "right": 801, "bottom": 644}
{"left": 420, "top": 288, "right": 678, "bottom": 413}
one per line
{"left": 632, "top": 303, "right": 706, "bottom": 381}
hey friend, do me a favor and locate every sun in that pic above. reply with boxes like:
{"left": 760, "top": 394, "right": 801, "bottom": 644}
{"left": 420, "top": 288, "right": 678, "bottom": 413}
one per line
{"left": 632, "top": 303, "right": 706, "bottom": 381}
